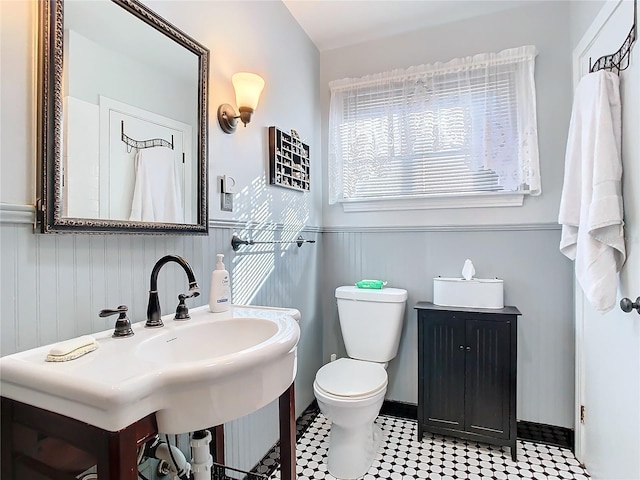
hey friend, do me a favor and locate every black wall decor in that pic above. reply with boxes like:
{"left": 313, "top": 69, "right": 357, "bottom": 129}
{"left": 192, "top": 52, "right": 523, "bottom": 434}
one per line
{"left": 269, "top": 126, "right": 310, "bottom": 192}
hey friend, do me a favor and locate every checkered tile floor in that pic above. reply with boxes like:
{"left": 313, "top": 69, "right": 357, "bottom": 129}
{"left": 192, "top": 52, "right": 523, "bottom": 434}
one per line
{"left": 265, "top": 414, "right": 590, "bottom": 480}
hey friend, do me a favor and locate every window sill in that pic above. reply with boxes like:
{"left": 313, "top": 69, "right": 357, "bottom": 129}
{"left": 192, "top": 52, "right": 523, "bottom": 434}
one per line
{"left": 339, "top": 193, "right": 525, "bottom": 212}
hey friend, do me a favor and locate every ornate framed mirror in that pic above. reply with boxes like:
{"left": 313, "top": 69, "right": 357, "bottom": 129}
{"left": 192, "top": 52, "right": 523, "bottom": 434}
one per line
{"left": 37, "top": 0, "right": 209, "bottom": 234}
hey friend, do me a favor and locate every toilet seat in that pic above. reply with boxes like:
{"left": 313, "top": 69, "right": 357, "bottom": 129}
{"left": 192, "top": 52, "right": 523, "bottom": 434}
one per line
{"left": 315, "top": 358, "right": 387, "bottom": 399}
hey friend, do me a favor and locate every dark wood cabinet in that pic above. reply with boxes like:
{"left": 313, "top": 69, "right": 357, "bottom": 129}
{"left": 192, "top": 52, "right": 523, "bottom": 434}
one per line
{"left": 1, "top": 384, "right": 297, "bottom": 480}
{"left": 415, "top": 302, "right": 520, "bottom": 461}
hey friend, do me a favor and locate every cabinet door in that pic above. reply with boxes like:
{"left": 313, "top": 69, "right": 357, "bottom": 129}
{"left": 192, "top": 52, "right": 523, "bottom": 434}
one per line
{"left": 422, "top": 314, "right": 466, "bottom": 430}
{"left": 464, "top": 318, "right": 511, "bottom": 439}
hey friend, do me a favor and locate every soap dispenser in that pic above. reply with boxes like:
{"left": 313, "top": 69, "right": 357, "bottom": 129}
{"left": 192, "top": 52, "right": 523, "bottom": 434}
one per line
{"left": 209, "top": 254, "right": 230, "bottom": 313}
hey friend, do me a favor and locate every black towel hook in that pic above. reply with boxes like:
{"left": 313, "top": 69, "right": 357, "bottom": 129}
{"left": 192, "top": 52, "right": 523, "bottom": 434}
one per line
{"left": 589, "top": 0, "right": 637, "bottom": 74}
{"left": 121, "top": 120, "right": 174, "bottom": 152}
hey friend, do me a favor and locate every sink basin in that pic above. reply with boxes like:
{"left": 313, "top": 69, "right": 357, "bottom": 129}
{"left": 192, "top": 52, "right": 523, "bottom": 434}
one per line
{"left": 0, "top": 304, "right": 300, "bottom": 434}
{"left": 433, "top": 277, "right": 504, "bottom": 309}
{"left": 136, "top": 317, "right": 279, "bottom": 363}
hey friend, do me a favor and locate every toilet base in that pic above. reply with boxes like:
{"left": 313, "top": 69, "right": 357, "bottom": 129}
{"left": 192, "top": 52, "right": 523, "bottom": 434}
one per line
{"left": 327, "top": 422, "right": 383, "bottom": 479}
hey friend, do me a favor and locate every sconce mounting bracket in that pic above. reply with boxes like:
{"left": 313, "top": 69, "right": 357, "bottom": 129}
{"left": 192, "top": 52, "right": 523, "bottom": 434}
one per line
{"left": 217, "top": 104, "right": 239, "bottom": 134}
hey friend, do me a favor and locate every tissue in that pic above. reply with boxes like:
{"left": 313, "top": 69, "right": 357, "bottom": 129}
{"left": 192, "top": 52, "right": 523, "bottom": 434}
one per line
{"left": 461, "top": 259, "right": 475, "bottom": 280}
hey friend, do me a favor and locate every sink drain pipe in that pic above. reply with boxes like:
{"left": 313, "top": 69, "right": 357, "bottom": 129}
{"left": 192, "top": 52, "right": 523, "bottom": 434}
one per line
{"left": 143, "top": 435, "right": 191, "bottom": 480}
{"left": 190, "top": 430, "right": 214, "bottom": 480}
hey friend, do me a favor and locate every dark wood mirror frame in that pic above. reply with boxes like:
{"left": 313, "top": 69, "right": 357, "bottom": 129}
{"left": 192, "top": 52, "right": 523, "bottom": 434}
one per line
{"left": 37, "top": 0, "right": 209, "bottom": 234}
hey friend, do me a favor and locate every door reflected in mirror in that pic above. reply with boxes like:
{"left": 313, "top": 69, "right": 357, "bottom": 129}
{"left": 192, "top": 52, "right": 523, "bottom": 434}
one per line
{"left": 38, "top": 0, "right": 209, "bottom": 233}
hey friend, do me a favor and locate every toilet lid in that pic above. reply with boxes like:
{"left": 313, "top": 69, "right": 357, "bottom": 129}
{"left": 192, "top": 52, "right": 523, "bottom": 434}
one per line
{"left": 315, "top": 358, "right": 387, "bottom": 398}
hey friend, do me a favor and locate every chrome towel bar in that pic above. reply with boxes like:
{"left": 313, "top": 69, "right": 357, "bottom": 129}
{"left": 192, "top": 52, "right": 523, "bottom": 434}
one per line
{"left": 231, "top": 233, "right": 315, "bottom": 251}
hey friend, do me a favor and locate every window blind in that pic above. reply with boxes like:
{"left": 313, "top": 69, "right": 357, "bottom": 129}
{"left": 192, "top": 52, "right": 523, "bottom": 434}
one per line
{"left": 328, "top": 46, "right": 540, "bottom": 205}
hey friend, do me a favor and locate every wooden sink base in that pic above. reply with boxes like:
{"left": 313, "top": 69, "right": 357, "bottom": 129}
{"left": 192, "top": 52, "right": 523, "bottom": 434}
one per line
{"left": 1, "top": 383, "right": 296, "bottom": 480}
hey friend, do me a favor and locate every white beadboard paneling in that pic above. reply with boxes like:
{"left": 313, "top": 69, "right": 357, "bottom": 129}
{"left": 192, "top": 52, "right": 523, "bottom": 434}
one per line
{"left": 36, "top": 235, "right": 60, "bottom": 347}
{"left": 1, "top": 224, "right": 18, "bottom": 354}
{"left": 116, "top": 236, "right": 134, "bottom": 319}
{"left": 1, "top": 208, "right": 574, "bottom": 448}
{"left": 322, "top": 228, "right": 575, "bottom": 429}
{"left": 89, "top": 235, "right": 109, "bottom": 332}
{"left": 225, "top": 401, "right": 279, "bottom": 476}
{"left": 104, "top": 236, "right": 121, "bottom": 314}
{"left": 17, "top": 227, "right": 39, "bottom": 352}
{"left": 55, "top": 235, "right": 77, "bottom": 341}
{"left": 0, "top": 219, "right": 323, "bottom": 475}
{"left": 73, "top": 235, "right": 95, "bottom": 335}
{"left": 128, "top": 236, "right": 147, "bottom": 320}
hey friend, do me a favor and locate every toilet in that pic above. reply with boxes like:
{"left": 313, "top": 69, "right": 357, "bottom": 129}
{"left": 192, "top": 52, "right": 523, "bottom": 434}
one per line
{"left": 313, "top": 286, "right": 407, "bottom": 479}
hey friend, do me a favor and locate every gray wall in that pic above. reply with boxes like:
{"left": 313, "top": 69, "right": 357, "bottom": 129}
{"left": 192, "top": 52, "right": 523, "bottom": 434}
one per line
{"left": 319, "top": 1, "right": 577, "bottom": 428}
{"left": 0, "top": 0, "right": 324, "bottom": 227}
{"left": 320, "top": 1, "right": 573, "bottom": 228}
{"left": 145, "top": 0, "right": 324, "bottom": 228}
{"left": 570, "top": 0, "right": 607, "bottom": 49}
{"left": 66, "top": 29, "right": 196, "bottom": 126}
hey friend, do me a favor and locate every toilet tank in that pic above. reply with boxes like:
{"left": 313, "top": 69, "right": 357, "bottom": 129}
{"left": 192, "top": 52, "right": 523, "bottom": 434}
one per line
{"left": 335, "top": 286, "right": 408, "bottom": 363}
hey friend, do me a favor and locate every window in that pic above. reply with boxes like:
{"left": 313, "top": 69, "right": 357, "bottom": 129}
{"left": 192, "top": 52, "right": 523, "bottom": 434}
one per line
{"left": 328, "top": 46, "right": 541, "bottom": 210}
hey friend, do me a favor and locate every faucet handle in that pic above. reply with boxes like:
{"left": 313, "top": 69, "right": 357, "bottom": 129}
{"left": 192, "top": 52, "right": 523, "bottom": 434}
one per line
{"left": 99, "top": 305, "right": 134, "bottom": 338}
{"left": 99, "top": 305, "right": 128, "bottom": 317}
{"left": 175, "top": 291, "right": 200, "bottom": 320}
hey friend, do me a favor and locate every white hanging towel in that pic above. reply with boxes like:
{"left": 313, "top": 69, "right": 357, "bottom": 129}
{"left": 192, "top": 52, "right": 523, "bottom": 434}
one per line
{"left": 558, "top": 70, "right": 626, "bottom": 313}
{"left": 129, "top": 147, "right": 183, "bottom": 223}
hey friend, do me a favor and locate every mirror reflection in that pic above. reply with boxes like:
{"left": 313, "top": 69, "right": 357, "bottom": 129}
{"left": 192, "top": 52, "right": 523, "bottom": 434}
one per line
{"left": 38, "top": 0, "right": 209, "bottom": 233}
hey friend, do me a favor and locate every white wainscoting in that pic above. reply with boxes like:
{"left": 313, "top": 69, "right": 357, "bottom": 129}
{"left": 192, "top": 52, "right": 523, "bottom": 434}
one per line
{"left": 321, "top": 226, "right": 576, "bottom": 429}
{"left": 0, "top": 207, "right": 322, "bottom": 474}
{"left": 0, "top": 208, "right": 575, "bottom": 468}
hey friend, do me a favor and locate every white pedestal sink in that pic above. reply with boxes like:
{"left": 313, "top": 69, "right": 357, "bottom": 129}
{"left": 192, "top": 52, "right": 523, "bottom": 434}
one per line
{"left": 0, "top": 304, "right": 300, "bottom": 434}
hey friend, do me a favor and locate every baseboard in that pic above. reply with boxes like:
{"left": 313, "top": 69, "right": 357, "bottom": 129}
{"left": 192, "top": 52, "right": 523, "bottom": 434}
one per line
{"left": 380, "top": 400, "right": 418, "bottom": 420}
{"left": 381, "top": 400, "right": 574, "bottom": 450}
{"left": 517, "top": 420, "right": 574, "bottom": 450}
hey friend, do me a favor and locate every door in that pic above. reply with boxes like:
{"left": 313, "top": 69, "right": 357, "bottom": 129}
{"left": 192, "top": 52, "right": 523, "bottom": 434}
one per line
{"left": 98, "top": 96, "right": 194, "bottom": 223}
{"left": 108, "top": 111, "right": 186, "bottom": 221}
{"left": 421, "top": 313, "right": 466, "bottom": 430}
{"left": 573, "top": 1, "right": 640, "bottom": 478}
{"left": 464, "top": 318, "right": 511, "bottom": 439}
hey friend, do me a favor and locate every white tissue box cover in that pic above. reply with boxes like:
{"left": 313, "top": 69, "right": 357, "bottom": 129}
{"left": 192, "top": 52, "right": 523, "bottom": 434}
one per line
{"left": 433, "top": 277, "right": 504, "bottom": 309}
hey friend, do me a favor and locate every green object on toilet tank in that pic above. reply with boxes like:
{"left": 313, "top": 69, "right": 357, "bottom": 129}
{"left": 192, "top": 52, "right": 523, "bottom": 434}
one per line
{"left": 355, "top": 279, "right": 387, "bottom": 289}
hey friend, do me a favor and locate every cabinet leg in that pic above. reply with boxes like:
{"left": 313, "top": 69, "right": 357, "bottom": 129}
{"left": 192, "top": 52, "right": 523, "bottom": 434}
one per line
{"left": 97, "top": 425, "right": 139, "bottom": 480}
{"left": 279, "top": 383, "right": 296, "bottom": 480}
{"left": 511, "top": 442, "right": 517, "bottom": 462}
{"left": 0, "top": 398, "right": 157, "bottom": 480}
{"left": 213, "top": 425, "right": 225, "bottom": 464}
{"left": 1, "top": 398, "right": 15, "bottom": 479}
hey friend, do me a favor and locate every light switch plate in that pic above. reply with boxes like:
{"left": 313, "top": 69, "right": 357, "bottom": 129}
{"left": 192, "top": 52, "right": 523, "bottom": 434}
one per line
{"left": 222, "top": 175, "right": 238, "bottom": 194}
{"left": 221, "top": 192, "right": 233, "bottom": 212}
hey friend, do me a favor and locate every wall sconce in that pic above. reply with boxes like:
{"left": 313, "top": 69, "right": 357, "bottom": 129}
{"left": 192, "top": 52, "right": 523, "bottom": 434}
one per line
{"left": 217, "top": 72, "right": 265, "bottom": 134}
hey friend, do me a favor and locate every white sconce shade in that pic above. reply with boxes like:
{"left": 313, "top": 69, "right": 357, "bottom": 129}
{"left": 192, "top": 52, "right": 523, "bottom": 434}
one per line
{"left": 232, "top": 72, "right": 265, "bottom": 111}
{"left": 217, "top": 72, "right": 265, "bottom": 134}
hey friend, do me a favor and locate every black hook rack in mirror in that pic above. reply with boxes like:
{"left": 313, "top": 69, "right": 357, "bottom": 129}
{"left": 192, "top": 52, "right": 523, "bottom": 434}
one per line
{"left": 231, "top": 232, "right": 316, "bottom": 251}
{"left": 121, "top": 120, "right": 174, "bottom": 152}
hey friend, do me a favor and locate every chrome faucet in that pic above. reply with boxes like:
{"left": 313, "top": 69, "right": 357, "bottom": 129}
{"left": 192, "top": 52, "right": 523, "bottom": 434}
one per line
{"left": 146, "top": 255, "right": 199, "bottom": 328}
